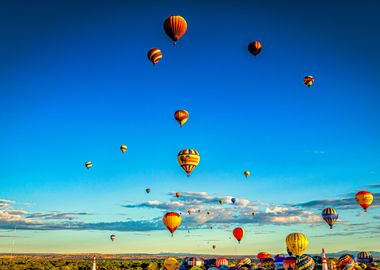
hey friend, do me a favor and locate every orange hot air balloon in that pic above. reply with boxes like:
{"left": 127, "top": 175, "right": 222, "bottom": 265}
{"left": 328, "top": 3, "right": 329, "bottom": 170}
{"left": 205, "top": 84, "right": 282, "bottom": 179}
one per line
{"left": 244, "top": 170, "right": 251, "bottom": 178}
{"left": 248, "top": 41, "right": 262, "bottom": 57}
{"left": 164, "top": 15, "right": 188, "bottom": 45}
{"left": 188, "top": 210, "right": 192, "bottom": 215}
{"left": 233, "top": 227, "right": 245, "bottom": 243}
{"left": 304, "top": 76, "right": 314, "bottom": 87}
{"left": 175, "top": 192, "right": 181, "bottom": 198}
{"left": 163, "top": 212, "right": 181, "bottom": 236}
{"left": 174, "top": 110, "right": 189, "bottom": 127}
{"left": 147, "top": 48, "right": 163, "bottom": 65}
{"left": 258, "top": 252, "right": 271, "bottom": 262}
{"left": 355, "top": 191, "right": 373, "bottom": 212}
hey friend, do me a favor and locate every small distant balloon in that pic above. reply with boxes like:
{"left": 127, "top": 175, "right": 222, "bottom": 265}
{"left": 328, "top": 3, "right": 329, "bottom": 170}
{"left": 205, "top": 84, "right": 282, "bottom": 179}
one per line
{"left": 174, "top": 110, "right": 189, "bottom": 127}
{"left": 231, "top": 198, "right": 236, "bottom": 204}
{"left": 146, "top": 188, "right": 151, "bottom": 194}
{"left": 120, "top": 145, "right": 128, "bottom": 153}
{"left": 248, "top": 41, "right": 262, "bottom": 57}
{"left": 244, "top": 170, "right": 251, "bottom": 177}
{"left": 304, "top": 76, "right": 314, "bottom": 87}
{"left": 110, "top": 234, "right": 116, "bottom": 241}
{"left": 147, "top": 48, "right": 163, "bottom": 65}
{"left": 85, "top": 161, "right": 93, "bottom": 169}
{"left": 322, "top": 208, "right": 338, "bottom": 229}
{"left": 252, "top": 212, "right": 256, "bottom": 216}
{"left": 175, "top": 192, "right": 181, "bottom": 198}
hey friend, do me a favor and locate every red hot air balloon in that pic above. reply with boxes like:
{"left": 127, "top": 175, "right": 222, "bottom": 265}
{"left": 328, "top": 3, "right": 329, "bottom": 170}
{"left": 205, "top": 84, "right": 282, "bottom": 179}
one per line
{"left": 233, "top": 227, "right": 245, "bottom": 243}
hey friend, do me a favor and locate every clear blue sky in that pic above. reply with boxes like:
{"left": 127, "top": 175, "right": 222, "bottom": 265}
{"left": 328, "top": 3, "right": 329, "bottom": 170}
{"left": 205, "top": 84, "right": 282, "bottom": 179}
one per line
{"left": 0, "top": 0, "right": 379, "bottom": 254}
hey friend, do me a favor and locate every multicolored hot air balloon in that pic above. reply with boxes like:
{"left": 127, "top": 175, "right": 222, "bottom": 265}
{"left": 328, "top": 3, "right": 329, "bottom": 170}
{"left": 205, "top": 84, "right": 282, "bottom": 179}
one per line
{"left": 231, "top": 198, "right": 236, "bottom": 204}
{"left": 187, "top": 257, "right": 204, "bottom": 267}
{"left": 164, "top": 257, "right": 179, "bottom": 270}
{"left": 163, "top": 15, "right": 187, "bottom": 45}
{"left": 261, "top": 258, "right": 275, "bottom": 270}
{"left": 244, "top": 170, "right": 251, "bottom": 177}
{"left": 296, "top": 255, "right": 315, "bottom": 270}
{"left": 174, "top": 110, "right": 189, "bottom": 127}
{"left": 286, "top": 233, "right": 308, "bottom": 256}
{"left": 238, "top": 257, "right": 252, "bottom": 267}
{"left": 145, "top": 188, "right": 151, "bottom": 194}
{"left": 274, "top": 256, "right": 285, "bottom": 270}
{"left": 304, "top": 76, "right": 315, "bottom": 87}
{"left": 233, "top": 227, "right": 245, "bottom": 243}
{"left": 283, "top": 257, "right": 297, "bottom": 270}
{"left": 175, "top": 192, "right": 181, "bottom": 198}
{"left": 85, "top": 161, "right": 93, "bottom": 169}
{"left": 357, "top": 252, "right": 373, "bottom": 264}
{"left": 327, "top": 258, "right": 338, "bottom": 270}
{"left": 177, "top": 149, "right": 200, "bottom": 176}
{"left": 147, "top": 48, "right": 163, "bottom": 65}
{"left": 258, "top": 252, "right": 271, "bottom": 262}
{"left": 110, "top": 234, "right": 116, "bottom": 241}
{"left": 287, "top": 248, "right": 293, "bottom": 257}
{"left": 216, "top": 258, "right": 229, "bottom": 268}
{"left": 322, "top": 208, "right": 339, "bottom": 229}
{"left": 248, "top": 41, "right": 262, "bottom": 57}
{"left": 120, "top": 145, "right": 128, "bottom": 153}
{"left": 338, "top": 254, "right": 355, "bottom": 270}
{"left": 355, "top": 191, "right": 373, "bottom": 212}
{"left": 163, "top": 212, "right": 181, "bottom": 237}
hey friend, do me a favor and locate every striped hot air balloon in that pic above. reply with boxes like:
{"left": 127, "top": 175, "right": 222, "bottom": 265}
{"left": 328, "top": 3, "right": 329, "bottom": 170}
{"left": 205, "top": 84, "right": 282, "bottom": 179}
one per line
{"left": 163, "top": 15, "right": 188, "bottom": 45}
{"left": 355, "top": 191, "right": 373, "bottom": 212}
{"left": 238, "top": 257, "right": 252, "bottom": 267}
{"left": 85, "top": 161, "right": 93, "bottom": 169}
{"left": 304, "top": 76, "right": 315, "bottom": 87}
{"left": 322, "top": 208, "right": 339, "bottom": 229}
{"left": 162, "top": 212, "right": 181, "bottom": 237}
{"left": 357, "top": 252, "right": 373, "bottom": 264}
{"left": 187, "top": 257, "right": 204, "bottom": 267}
{"left": 286, "top": 233, "right": 308, "bottom": 257}
{"left": 248, "top": 41, "right": 262, "bottom": 57}
{"left": 174, "top": 110, "right": 189, "bottom": 127}
{"left": 338, "top": 254, "right": 355, "bottom": 270}
{"left": 120, "top": 145, "right": 128, "bottom": 153}
{"left": 233, "top": 227, "right": 245, "bottom": 243}
{"left": 261, "top": 258, "right": 275, "bottom": 270}
{"left": 177, "top": 149, "right": 200, "bottom": 176}
{"left": 147, "top": 48, "right": 163, "bottom": 65}
{"left": 296, "top": 255, "right": 315, "bottom": 270}
{"left": 216, "top": 258, "right": 229, "bottom": 268}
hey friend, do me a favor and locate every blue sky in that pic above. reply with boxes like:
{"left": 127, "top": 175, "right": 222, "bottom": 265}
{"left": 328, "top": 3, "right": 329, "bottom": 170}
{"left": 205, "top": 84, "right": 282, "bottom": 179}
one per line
{"left": 0, "top": 0, "right": 379, "bottom": 254}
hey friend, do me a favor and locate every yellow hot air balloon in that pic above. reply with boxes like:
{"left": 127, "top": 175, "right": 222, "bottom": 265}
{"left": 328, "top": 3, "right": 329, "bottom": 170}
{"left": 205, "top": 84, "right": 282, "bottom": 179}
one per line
{"left": 286, "top": 233, "right": 308, "bottom": 256}
{"left": 163, "top": 212, "right": 182, "bottom": 237}
{"left": 177, "top": 149, "right": 200, "bottom": 176}
{"left": 85, "top": 161, "right": 93, "bottom": 169}
{"left": 164, "top": 257, "right": 179, "bottom": 270}
{"left": 244, "top": 170, "right": 251, "bottom": 177}
{"left": 120, "top": 145, "right": 128, "bottom": 153}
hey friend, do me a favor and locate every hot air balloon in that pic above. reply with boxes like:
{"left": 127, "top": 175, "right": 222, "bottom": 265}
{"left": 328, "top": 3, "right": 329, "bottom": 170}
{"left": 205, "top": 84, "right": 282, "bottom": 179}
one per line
{"left": 357, "top": 252, "right": 373, "bottom": 264}
{"left": 322, "top": 208, "right": 339, "bottom": 229}
{"left": 274, "top": 256, "right": 285, "bottom": 270}
{"left": 338, "top": 254, "right": 355, "bottom": 270}
{"left": 174, "top": 110, "right": 189, "bottom": 127}
{"left": 187, "top": 210, "right": 192, "bottom": 215}
{"left": 147, "top": 48, "right": 163, "bottom": 65}
{"left": 244, "top": 170, "right": 251, "bottom": 177}
{"left": 286, "top": 233, "right": 308, "bottom": 256}
{"left": 146, "top": 188, "right": 151, "bottom": 194}
{"left": 296, "top": 255, "right": 315, "bottom": 270}
{"left": 85, "top": 161, "right": 93, "bottom": 169}
{"left": 355, "top": 191, "right": 373, "bottom": 212}
{"left": 110, "top": 234, "right": 116, "bottom": 241}
{"left": 304, "top": 76, "right": 314, "bottom": 87}
{"left": 164, "top": 257, "right": 179, "bottom": 270}
{"left": 238, "top": 258, "right": 252, "bottom": 267}
{"left": 231, "top": 198, "right": 236, "bottom": 204}
{"left": 261, "top": 258, "right": 275, "bottom": 270}
{"left": 233, "top": 227, "right": 244, "bottom": 243}
{"left": 219, "top": 199, "right": 224, "bottom": 205}
{"left": 327, "top": 258, "right": 338, "bottom": 270}
{"left": 163, "top": 212, "right": 181, "bottom": 237}
{"left": 164, "top": 16, "right": 187, "bottom": 45}
{"left": 187, "top": 257, "right": 204, "bottom": 267}
{"left": 120, "top": 145, "right": 127, "bottom": 153}
{"left": 177, "top": 149, "right": 200, "bottom": 176}
{"left": 248, "top": 41, "right": 262, "bottom": 57}
{"left": 207, "top": 211, "right": 210, "bottom": 215}
{"left": 252, "top": 212, "right": 256, "bottom": 216}
{"left": 175, "top": 192, "right": 181, "bottom": 198}
{"left": 283, "top": 257, "right": 297, "bottom": 270}
{"left": 212, "top": 245, "right": 216, "bottom": 250}
{"left": 216, "top": 258, "right": 229, "bottom": 268}
{"left": 258, "top": 252, "right": 271, "bottom": 262}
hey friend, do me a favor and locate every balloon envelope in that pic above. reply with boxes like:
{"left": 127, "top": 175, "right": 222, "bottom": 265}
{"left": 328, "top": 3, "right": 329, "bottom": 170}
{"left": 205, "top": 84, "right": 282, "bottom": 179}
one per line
{"left": 322, "top": 208, "right": 339, "bottom": 229}
{"left": 164, "top": 257, "right": 179, "bottom": 270}
{"left": 164, "top": 16, "right": 188, "bottom": 45}
{"left": 355, "top": 191, "right": 373, "bottom": 212}
{"left": 162, "top": 212, "right": 181, "bottom": 236}
{"left": 233, "top": 227, "right": 245, "bottom": 243}
{"left": 174, "top": 110, "right": 189, "bottom": 127}
{"left": 286, "top": 233, "right": 308, "bottom": 256}
{"left": 177, "top": 149, "right": 200, "bottom": 176}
